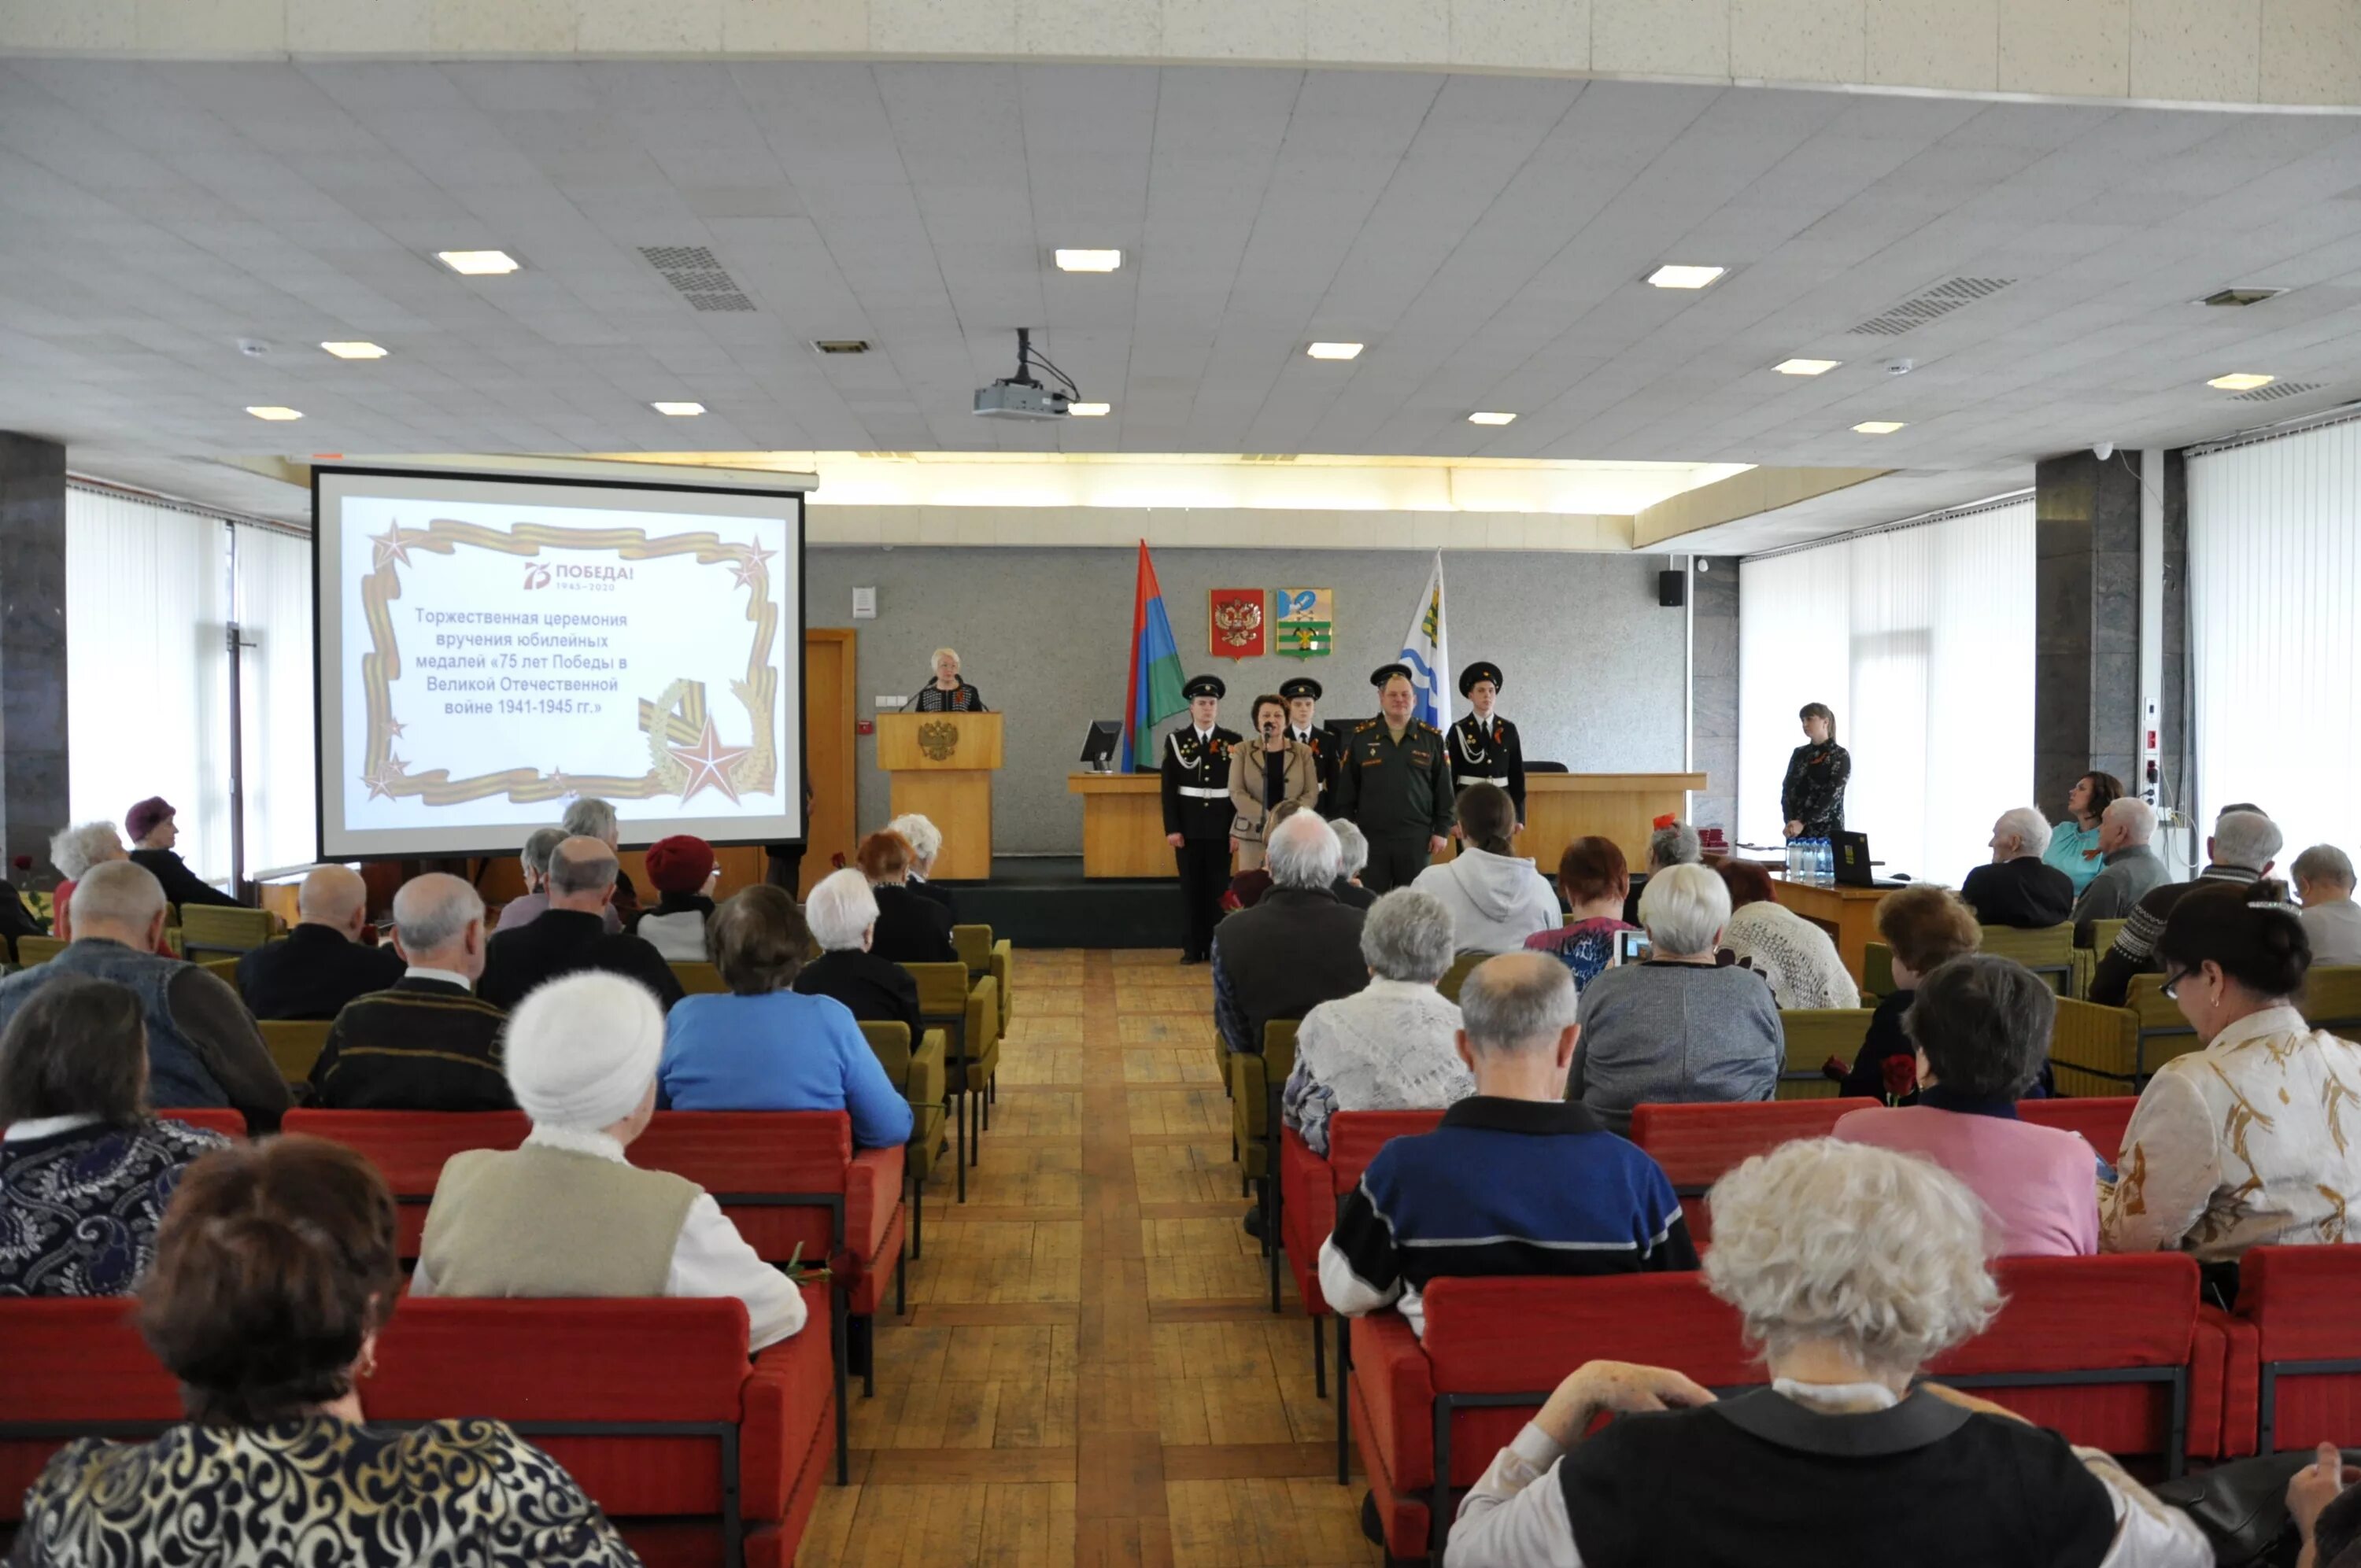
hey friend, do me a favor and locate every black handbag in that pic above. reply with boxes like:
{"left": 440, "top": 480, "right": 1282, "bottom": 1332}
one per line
{"left": 2149, "top": 1451, "right": 2359, "bottom": 1568}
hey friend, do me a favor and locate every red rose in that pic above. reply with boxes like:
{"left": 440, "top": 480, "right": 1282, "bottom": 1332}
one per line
{"left": 1880, "top": 1055, "right": 1917, "bottom": 1103}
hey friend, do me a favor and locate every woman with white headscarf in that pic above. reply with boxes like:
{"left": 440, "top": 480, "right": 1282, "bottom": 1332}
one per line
{"left": 409, "top": 971, "right": 804, "bottom": 1348}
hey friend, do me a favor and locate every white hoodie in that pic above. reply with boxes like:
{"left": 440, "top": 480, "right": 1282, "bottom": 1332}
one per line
{"left": 1410, "top": 849, "right": 1562, "bottom": 954}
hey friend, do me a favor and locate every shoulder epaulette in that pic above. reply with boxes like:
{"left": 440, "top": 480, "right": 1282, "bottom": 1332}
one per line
{"left": 1353, "top": 718, "right": 1378, "bottom": 732}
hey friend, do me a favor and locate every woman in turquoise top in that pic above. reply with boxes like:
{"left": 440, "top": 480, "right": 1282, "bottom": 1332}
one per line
{"left": 2044, "top": 770, "right": 2123, "bottom": 895}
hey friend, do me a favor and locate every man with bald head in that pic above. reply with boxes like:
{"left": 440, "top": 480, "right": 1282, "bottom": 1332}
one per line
{"left": 0, "top": 861, "right": 289, "bottom": 1125}
{"left": 480, "top": 836, "right": 684, "bottom": 1013}
{"left": 307, "top": 873, "right": 513, "bottom": 1111}
{"left": 236, "top": 865, "right": 403, "bottom": 1021}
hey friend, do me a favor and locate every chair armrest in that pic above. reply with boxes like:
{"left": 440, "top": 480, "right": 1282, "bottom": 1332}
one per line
{"left": 845, "top": 1146, "right": 907, "bottom": 1271}
{"left": 742, "top": 1280, "right": 835, "bottom": 1519}
{"left": 906, "top": 1030, "right": 948, "bottom": 1111}
{"left": 1350, "top": 1312, "right": 1438, "bottom": 1491}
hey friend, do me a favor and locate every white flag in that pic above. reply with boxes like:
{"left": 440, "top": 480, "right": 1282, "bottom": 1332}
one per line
{"left": 1395, "top": 551, "right": 1450, "bottom": 731}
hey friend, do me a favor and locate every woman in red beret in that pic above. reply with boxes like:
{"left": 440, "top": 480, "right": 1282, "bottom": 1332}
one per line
{"left": 637, "top": 835, "right": 719, "bottom": 961}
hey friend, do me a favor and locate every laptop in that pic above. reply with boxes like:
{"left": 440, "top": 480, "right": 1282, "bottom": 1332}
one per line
{"left": 1831, "top": 832, "right": 1907, "bottom": 889}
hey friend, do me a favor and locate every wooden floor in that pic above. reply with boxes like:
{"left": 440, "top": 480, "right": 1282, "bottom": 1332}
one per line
{"left": 798, "top": 949, "right": 1380, "bottom": 1567}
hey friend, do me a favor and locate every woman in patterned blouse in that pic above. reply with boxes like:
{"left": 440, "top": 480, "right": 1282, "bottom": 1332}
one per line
{"left": 13, "top": 1136, "right": 638, "bottom": 1567}
{"left": 2101, "top": 883, "right": 2361, "bottom": 1299}
{"left": 0, "top": 976, "right": 228, "bottom": 1297}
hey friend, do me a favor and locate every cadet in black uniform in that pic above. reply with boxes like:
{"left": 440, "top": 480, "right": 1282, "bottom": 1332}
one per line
{"left": 1162, "top": 673, "right": 1242, "bottom": 963}
{"left": 1447, "top": 660, "right": 1527, "bottom": 828}
{"left": 1329, "top": 663, "right": 1454, "bottom": 893}
{"left": 1279, "top": 675, "right": 1336, "bottom": 813}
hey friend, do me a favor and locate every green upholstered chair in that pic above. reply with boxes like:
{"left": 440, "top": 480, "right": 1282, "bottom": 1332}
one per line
{"left": 178, "top": 905, "right": 278, "bottom": 961}
{"left": 1974, "top": 923, "right": 2075, "bottom": 995}
{"left": 13, "top": 934, "right": 66, "bottom": 968}
{"left": 668, "top": 961, "right": 729, "bottom": 995}
{"left": 258, "top": 1019, "right": 333, "bottom": 1083}
{"left": 1775, "top": 1009, "right": 1876, "bottom": 1101}
{"left": 858, "top": 1020, "right": 950, "bottom": 1258}
{"left": 1229, "top": 1018, "right": 1300, "bottom": 1311}
{"left": 1435, "top": 953, "right": 1485, "bottom": 1004}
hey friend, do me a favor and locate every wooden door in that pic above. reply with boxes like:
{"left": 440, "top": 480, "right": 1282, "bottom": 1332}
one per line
{"left": 803, "top": 628, "right": 857, "bottom": 895}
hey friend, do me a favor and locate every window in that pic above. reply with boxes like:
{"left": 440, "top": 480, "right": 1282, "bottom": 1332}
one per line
{"left": 1738, "top": 499, "right": 2035, "bottom": 883}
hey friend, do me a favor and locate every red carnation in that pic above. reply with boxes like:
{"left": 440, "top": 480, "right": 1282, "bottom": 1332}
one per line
{"left": 9, "top": 855, "right": 26, "bottom": 871}
{"left": 1880, "top": 1054, "right": 1918, "bottom": 1105}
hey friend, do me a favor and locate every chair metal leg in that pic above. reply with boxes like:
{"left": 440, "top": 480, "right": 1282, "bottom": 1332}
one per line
{"left": 954, "top": 1087, "right": 968, "bottom": 1202}
{"left": 1336, "top": 1317, "right": 1351, "bottom": 1485}
{"left": 896, "top": 1239, "right": 907, "bottom": 1319}
{"left": 1312, "top": 1315, "right": 1327, "bottom": 1399}
{"left": 833, "top": 1289, "right": 851, "bottom": 1485}
{"left": 981, "top": 1079, "right": 992, "bottom": 1131}
{"left": 970, "top": 1084, "right": 982, "bottom": 1165}
{"left": 911, "top": 1182, "right": 925, "bottom": 1260}
{"left": 860, "top": 1315, "right": 877, "bottom": 1398}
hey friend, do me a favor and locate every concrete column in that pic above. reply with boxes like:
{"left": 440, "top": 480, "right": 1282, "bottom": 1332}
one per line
{"left": 2034, "top": 450, "right": 2142, "bottom": 818}
{"left": 1688, "top": 556, "right": 1740, "bottom": 839}
{"left": 0, "top": 434, "right": 69, "bottom": 873}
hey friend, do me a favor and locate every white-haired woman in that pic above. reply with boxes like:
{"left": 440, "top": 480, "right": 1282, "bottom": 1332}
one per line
{"left": 1570, "top": 862, "right": 1782, "bottom": 1135}
{"left": 1961, "top": 805, "right": 2076, "bottom": 928}
{"left": 46, "top": 821, "right": 164, "bottom": 953}
{"left": 912, "top": 648, "right": 987, "bottom": 714}
{"left": 1330, "top": 820, "right": 1376, "bottom": 911}
{"left": 887, "top": 813, "right": 956, "bottom": 917}
{"left": 1446, "top": 1138, "right": 2210, "bottom": 1566}
{"left": 1280, "top": 888, "right": 1472, "bottom": 1156}
{"left": 793, "top": 868, "right": 923, "bottom": 1037}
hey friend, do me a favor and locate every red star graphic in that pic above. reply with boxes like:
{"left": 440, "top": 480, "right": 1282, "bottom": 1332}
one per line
{"left": 384, "top": 718, "right": 405, "bottom": 740}
{"left": 371, "top": 523, "right": 412, "bottom": 570}
{"left": 669, "top": 716, "right": 750, "bottom": 804}
{"left": 547, "top": 767, "right": 571, "bottom": 795}
{"left": 729, "top": 543, "right": 776, "bottom": 590}
{"left": 360, "top": 757, "right": 404, "bottom": 800}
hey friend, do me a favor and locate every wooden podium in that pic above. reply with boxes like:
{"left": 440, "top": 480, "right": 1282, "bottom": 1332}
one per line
{"left": 1516, "top": 773, "right": 1708, "bottom": 880}
{"left": 876, "top": 713, "right": 1003, "bottom": 880}
{"left": 1068, "top": 773, "right": 1178, "bottom": 879}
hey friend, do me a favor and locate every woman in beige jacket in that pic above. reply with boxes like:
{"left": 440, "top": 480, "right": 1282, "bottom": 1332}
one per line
{"left": 1228, "top": 694, "right": 1322, "bottom": 871}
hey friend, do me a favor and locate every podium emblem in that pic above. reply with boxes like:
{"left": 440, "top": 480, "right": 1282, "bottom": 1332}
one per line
{"left": 918, "top": 721, "right": 960, "bottom": 761}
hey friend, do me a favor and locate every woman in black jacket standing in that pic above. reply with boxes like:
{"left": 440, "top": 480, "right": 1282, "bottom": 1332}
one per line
{"left": 1781, "top": 702, "right": 1851, "bottom": 841}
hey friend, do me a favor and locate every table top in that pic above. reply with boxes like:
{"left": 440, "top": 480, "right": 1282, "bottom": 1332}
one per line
{"left": 1770, "top": 874, "right": 1901, "bottom": 902}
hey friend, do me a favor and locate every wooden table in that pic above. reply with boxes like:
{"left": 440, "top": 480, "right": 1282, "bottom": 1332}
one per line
{"left": 1770, "top": 875, "right": 1898, "bottom": 986}
{"left": 1070, "top": 773, "right": 1184, "bottom": 879}
{"left": 1517, "top": 772, "right": 1708, "bottom": 879}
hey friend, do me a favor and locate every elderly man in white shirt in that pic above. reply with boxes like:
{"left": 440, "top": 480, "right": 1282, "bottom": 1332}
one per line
{"left": 409, "top": 970, "right": 804, "bottom": 1349}
{"left": 1445, "top": 1139, "right": 2209, "bottom": 1568}
{"left": 2293, "top": 844, "right": 2361, "bottom": 967}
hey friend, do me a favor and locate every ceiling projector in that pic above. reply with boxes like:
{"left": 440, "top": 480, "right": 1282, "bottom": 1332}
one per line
{"left": 974, "top": 327, "right": 1077, "bottom": 421}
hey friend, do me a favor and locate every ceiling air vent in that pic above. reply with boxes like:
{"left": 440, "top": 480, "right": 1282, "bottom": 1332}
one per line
{"left": 2202, "top": 287, "right": 2284, "bottom": 308}
{"left": 2234, "top": 381, "right": 2325, "bottom": 403}
{"left": 815, "top": 340, "right": 870, "bottom": 355}
{"left": 640, "top": 245, "right": 756, "bottom": 312}
{"left": 1849, "top": 277, "right": 2015, "bottom": 338}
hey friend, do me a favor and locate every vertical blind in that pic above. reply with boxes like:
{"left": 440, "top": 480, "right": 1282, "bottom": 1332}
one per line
{"left": 65, "top": 484, "right": 316, "bottom": 886}
{"left": 2187, "top": 418, "right": 2361, "bottom": 869}
{"left": 1738, "top": 499, "right": 2036, "bottom": 884}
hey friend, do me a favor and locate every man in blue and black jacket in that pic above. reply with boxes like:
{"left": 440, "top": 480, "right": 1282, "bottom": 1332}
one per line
{"left": 1317, "top": 950, "right": 1696, "bottom": 1340}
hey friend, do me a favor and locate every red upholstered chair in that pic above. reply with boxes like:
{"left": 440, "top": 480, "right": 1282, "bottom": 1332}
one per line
{"left": 0, "top": 1293, "right": 833, "bottom": 1568}
{"left": 1925, "top": 1254, "right": 2211, "bottom": 1468}
{"left": 156, "top": 1107, "right": 247, "bottom": 1139}
{"left": 1626, "top": 1098, "right": 1878, "bottom": 1243}
{"left": 2234, "top": 1245, "right": 2361, "bottom": 1457}
{"left": 1350, "top": 1273, "right": 1752, "bottom": 1559}
{"left": 2016, "top": 1096, "right": 2137, "bottom": 1161}
{"left": 280, "top": 1109, "right": 530, "bottom": 1256}
{"left": 371, "top": 1293, "right": 834, "bottom": 1568}
{"left": 1306, "top": 1110, "right": 1447, "bottom": 1484}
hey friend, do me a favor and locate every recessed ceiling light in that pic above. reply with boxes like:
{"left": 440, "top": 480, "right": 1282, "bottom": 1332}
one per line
{"left": 1775, "top": 357, "right": 1840, "bottom": 376}
{"left": 2207, "top": 372, "right": 2275, "bottom": 392}
{"left": 320, "top": 341, "right": 388, "bottom": 360}
{"left": 1054, "top": 249, "right": 1122, "bottom": 273}
{"left": 436, "top": 249, "right": 521, "bottom": 275}
{"left": 1306, "top": 341, "right": 1364, "bottom": 360}
{"left": 245, "top": 405, "right": 304, "bottom": 421}
{"left": 1068, "top": 402, "right": 1110, "bottom": 417}
{"left": 1648, "top": 264, "right": 1726, "bottom": 290}
{"left": 2200, "top": 287, "right": 2284, "bottom": 308}
{"left": 651, "top": 401, "right": 705, "bottom": 416}
{"left": 1468, "top": 411, "right": 1517, "bottom": 426}
{"left": 1852, "top": 420, "right": 1906, "bottom": 434}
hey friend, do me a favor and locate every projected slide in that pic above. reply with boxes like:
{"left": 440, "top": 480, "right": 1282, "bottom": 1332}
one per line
{"left": 315, "top": 467, "right": 804, "bottom": 859}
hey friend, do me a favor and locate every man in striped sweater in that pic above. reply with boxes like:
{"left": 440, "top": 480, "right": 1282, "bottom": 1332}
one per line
{"left": 1317, "top": 950, "right": 1697, "bottom": 1341}
{"left": 2088, "top": 806, "right": 2280, "bottom": 1006}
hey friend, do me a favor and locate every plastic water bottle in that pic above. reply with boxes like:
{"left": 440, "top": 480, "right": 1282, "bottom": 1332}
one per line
{"left": 1816, "top": 838, "right": 1834, "bottom": 885}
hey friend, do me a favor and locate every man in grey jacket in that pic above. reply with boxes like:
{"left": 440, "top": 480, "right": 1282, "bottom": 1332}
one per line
{"left": 2069, "top": 796, "right": 2169, "bottom": 944}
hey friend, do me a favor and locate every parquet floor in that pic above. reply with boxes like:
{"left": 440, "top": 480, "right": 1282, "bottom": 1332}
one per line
{"left": 797, "top": 949, "right": 1380, "bottom": 1567}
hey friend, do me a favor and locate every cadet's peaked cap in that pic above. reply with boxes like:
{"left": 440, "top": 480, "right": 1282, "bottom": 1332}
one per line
{"left": 1279, "top": 677, "right": 1322, "bottom": 703}
{"left": 1182, "top": 673, "right": 1226, "bottom": 701}
{"left": 1458, "top": 662, "right": 1503, "bottom": 697}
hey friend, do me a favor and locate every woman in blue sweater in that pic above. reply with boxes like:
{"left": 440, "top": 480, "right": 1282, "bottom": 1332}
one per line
{"left": 657, "top": 886, "right": 913, "bottom": 1151}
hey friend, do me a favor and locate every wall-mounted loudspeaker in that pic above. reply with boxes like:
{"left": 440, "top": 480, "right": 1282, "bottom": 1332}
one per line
{"left": 1657, "top": 570, "right": 1686, "bottom": 608}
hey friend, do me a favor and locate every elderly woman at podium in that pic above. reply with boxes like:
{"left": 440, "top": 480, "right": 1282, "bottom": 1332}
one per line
{"left": 913, "top": 647, "right": 988, "bottom": 713}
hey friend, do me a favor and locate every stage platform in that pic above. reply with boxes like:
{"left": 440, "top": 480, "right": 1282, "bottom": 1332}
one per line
{"left": 937, "top": 856, "right": 1184, "bottom": 950}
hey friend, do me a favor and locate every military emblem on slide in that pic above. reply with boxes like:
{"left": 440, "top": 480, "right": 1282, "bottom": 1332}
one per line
{"left": 918, "top": 721, "right": 961, "bottom": 762}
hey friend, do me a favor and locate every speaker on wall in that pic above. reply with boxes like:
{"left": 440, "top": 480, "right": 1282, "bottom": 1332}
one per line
{"left": 1657, "top": 570, "right": 1686, "bottom": 608}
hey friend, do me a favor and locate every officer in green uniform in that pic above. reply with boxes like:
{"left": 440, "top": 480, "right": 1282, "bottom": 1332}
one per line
{"left": 1278, "top": 675, "right": 1335, "bottom": 813}
{"left": 1329, "top": 663, "right": 1454, "bottom": 892}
